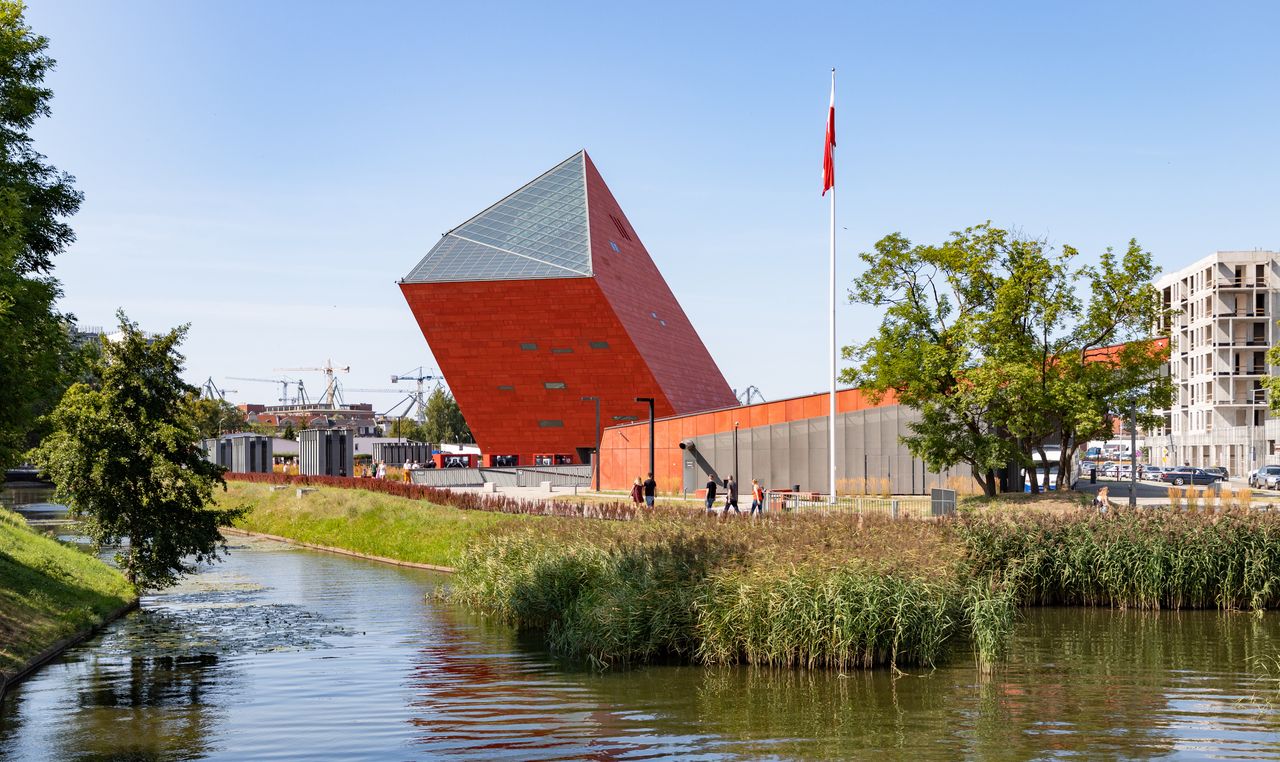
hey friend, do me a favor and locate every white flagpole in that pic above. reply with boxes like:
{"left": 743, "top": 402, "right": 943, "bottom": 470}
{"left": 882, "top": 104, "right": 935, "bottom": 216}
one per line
{"left": 828, "top": 68, "right": 837, "bottom": 502}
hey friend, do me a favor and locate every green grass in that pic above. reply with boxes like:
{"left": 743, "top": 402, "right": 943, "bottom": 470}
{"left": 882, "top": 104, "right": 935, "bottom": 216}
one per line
{"left": 0, "top": 508, "right": 134, "bottom": 679}
{"left": 217, "top": 481, "right": 528, "bottom": 567}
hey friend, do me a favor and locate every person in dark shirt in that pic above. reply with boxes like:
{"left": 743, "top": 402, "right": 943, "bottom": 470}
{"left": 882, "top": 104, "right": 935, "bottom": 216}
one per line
{"left": 705, "top": 476, "right": 719, "bottom": 513}
{"left": 724, "top": 475, "right": 740, "bottom": 514}
{"left": 642, "top": 473, "right": 657, "bottom": 507}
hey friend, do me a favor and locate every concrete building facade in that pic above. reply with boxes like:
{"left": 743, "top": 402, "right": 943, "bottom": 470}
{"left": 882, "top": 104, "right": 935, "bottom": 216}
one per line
{"left": 1153, "top": 250, "right": 1280, "bottom": 474}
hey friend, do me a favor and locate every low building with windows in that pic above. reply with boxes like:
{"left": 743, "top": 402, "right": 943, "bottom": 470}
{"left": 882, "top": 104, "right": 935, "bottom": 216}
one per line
{"left": 399, "top": 150, "right": 736, "bottom": 466}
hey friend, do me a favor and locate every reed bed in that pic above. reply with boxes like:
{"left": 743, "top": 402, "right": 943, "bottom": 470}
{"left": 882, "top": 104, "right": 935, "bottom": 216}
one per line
{"left": 956, "top": 509, "right": 1280, "bottom": 611}
{"left": 447, "top": 511, "right": 1009, "bottom": 670}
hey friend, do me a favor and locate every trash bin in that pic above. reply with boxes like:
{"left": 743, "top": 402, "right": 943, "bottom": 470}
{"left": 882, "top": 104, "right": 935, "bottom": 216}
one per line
{"left": 1090, "top": 468, "right": 1097, "bottom": 484}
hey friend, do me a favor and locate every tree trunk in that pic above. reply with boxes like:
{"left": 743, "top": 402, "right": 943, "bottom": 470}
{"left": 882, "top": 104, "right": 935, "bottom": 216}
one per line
{"left": 972, "top": 464, "right": 996, "bottom": 497}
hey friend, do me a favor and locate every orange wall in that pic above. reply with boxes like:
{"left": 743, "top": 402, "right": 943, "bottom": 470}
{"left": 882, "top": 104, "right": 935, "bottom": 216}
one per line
{"left": 598, "top": 388, "right": 898, "bottom": 493}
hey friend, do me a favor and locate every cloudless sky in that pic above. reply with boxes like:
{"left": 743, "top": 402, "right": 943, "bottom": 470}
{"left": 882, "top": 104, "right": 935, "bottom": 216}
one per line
{"left": 23, "top": 0, "right": 1280, "bottom": 408}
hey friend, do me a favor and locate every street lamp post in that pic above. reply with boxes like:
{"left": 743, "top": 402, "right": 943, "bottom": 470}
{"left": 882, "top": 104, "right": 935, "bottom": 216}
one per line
{"left": 635, "top": 397, "right": 655, "bottom": 482}
{"left": 1129, "top": 398, "right": 1138, "bottom": 508}
{"left": 582, "top": 396, "right": 600, "bottom": 491}
{"left": 733, "top": 421, "right": 740, "bottom": 487}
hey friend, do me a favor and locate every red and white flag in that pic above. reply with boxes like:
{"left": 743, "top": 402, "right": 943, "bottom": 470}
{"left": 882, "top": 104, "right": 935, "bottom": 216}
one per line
{"left": 822, "top": 74, "right": 835, "bottom": 195}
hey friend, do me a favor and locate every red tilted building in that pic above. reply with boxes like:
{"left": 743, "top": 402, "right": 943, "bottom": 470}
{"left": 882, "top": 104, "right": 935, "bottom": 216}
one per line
{"left": 400, "top": 150, "right": 736, "bottom": 466}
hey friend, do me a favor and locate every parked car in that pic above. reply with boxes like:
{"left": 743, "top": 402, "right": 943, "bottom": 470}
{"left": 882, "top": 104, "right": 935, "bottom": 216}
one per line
{"left": 1250, "top": 466, "right": 1280, "bottom": 489}
{"left": 1139, "top": 465, "right": 1164, "bottom": 481}
{"left": 1164, "top": 467, "right": 1218, "bottom": 486}
{"left": 1203, "top": 466, "right": 1229, "bottom": 481}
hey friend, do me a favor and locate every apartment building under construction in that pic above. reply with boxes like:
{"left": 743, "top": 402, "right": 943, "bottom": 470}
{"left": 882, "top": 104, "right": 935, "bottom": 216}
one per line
{"left": 1152, "top": 250, "right": 1279, "bottom": 474}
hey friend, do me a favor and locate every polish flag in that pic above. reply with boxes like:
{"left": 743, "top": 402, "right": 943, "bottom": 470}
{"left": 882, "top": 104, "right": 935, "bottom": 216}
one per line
{"left": 822, "top": 77, "right": 835, "bottom": 196}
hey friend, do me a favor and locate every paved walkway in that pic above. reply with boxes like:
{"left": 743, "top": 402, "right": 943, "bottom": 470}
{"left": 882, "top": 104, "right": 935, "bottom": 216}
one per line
{"left": 1073, "top": 476, "right": 1280, "bottom": 507}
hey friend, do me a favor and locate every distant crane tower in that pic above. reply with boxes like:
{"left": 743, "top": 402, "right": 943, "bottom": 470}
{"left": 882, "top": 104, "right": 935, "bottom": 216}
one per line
{"left": 390, "top": 366, "right": 441, "bottom": 424}
{"left": 226, "top": 376, "right": 303, "bottom": 405}
{"left": 273, "top": 360, "right": 349, "bottom": 408}
{"left": 201, "top": 377, "right": 237, "bottom": 401}
{"left": 735, "top": 385, "right": 765, "bottom": 405}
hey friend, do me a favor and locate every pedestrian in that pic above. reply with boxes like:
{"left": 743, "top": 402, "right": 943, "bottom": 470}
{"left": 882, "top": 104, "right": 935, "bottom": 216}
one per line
{"left": 643, "top": 472, "right": 657, "bottom": 508}
{"left": 749, "top": 478, "right": 764, "bottom": 516}
{"left": 630, "top": 477, "right": 644, "bottom": 504}
{"left": 1093, "top": 486, "right": 1110, "bottom": 513}
{"left": 705, "top": 475, "right": 719, "bottom": 513}
{"left": 724, "top": 475, "right": 740, "bottom": 514}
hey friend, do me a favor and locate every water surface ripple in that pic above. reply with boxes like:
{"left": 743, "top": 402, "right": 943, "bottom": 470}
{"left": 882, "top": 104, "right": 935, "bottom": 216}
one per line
{"left": 2, "top": 536, "right": 1280, "bottom": 759}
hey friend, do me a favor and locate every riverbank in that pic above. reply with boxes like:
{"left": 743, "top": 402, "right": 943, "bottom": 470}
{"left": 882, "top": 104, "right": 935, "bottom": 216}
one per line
{"left": 218, "top": 481, "right": 531, "bottom": 568}
{"left": 218, "top": 482, "right": 1280, "bottom": 672}
{"left": 0, "top": 508, "right": 135, "bottom": 695}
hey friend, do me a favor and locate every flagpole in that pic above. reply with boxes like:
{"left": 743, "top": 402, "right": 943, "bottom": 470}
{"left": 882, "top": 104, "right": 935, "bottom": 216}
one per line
{"left": 828, "top": 68, "right": 837, "bottom": 503}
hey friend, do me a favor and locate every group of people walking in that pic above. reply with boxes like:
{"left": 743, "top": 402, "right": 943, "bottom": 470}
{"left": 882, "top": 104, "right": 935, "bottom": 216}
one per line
{"left": 629, "top": 472, "right": 766, "bottom": 516}
{"left": 705, "top": 475, "right": 765, "bottom": 516}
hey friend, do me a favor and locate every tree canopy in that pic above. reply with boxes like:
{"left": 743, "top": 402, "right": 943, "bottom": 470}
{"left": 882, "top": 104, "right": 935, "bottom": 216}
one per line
{"left": 31, "top": 313, "right": 245, "bottom": 590}
{"left": 421, "top": 385, "right": 472, "bottom": 444}
{"left": 0, "top": 0, "right": 83, "bottom": 469}
{"left": 842, "top": 223, "right": 1170, "bottom": 496}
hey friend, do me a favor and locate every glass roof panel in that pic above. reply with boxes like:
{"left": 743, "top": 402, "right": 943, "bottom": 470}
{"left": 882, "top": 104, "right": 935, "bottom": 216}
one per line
{"left": 403, "top": 152, "right": 592, "bottom": 283}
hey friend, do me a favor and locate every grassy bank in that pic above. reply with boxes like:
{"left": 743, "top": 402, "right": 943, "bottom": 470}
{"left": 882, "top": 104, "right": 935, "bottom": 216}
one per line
{"left": 0, "top": 509, "right": 134, "bottom": 683}
{"left": 217, "top": 482, "right": 527, "bottom": 568}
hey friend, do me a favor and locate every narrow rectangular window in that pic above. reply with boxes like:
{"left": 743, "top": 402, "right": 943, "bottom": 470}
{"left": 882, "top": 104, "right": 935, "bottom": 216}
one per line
{"left": 551, "top": 347, "right": 573, "bottom": 354}
{"left": 609, "top": 241, "right": 620, "bottom": 252}
{"left": 589, "top": 341, "right": 609, "bottom": 349}
{"left": 609, "top": 214, "right": 632, "bottom": 241}
{"left": 544, "top": 382, "right": 566, "bottom": 389}
{"left": 497, "top": 385, "right": 514, "bottom": 391}
{"left": 520, "top": 342, "right": 537, "bottom": 351}
{"left": 538, "top": 420, "right": 564, "bottom": 428}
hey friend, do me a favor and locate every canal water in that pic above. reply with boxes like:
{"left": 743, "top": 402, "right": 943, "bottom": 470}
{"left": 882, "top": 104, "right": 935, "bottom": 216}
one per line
{"left": 2, "top": 498, "right": 1280, "bottom": 759}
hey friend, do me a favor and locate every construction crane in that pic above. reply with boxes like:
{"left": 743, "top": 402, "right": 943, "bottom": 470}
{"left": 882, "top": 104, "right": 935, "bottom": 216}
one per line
{"left": 227, "top": 376, "right": 302, "bottom": 405}
{"left": 273, "top": 360, "right": 349, "bottom": 408}
{"left": 390, "top": 367, "right": 440, "bottom": 424}
{"left": 735, "top": 385, "right": 766, "bottom": 405}
{"left": 201, "top": 377, "right": 237, "bottom": 401}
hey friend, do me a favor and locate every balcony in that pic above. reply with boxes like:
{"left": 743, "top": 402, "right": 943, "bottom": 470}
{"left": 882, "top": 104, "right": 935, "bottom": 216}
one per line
{"left": 1218, "top": 278, "right": 1266, "bottom": 289}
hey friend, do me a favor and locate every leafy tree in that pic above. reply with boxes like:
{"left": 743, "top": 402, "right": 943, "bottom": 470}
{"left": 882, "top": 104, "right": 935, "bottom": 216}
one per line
{"left": 843, "top": 223, "right": 1168, "bottom": 495}
{"left": 0, "top": 1, "right": 83, "bottom": 468}
{"left": 422, "top": 385, "right": 472, "bottom": 444}
{"left": 387, "top": 417, "right": 427, "bottom": 441}
{"left": 31, "top": 313, "right": 245, "bottom": 590}
{"left": 281, "top": 421, "right": 296, "bottom": 441}
{"left": 190, "top": 397, "right": 246, "bottom": 440}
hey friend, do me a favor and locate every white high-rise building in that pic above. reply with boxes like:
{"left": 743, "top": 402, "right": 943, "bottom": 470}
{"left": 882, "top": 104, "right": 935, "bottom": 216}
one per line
{"left": 1153, "top": 251, "right": 1279, "bottom": 475}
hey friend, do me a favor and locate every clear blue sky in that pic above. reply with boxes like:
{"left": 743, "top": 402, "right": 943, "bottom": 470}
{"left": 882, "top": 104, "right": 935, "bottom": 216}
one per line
{"left": 25, "top": 0, "right": 1280, "bottom": 407}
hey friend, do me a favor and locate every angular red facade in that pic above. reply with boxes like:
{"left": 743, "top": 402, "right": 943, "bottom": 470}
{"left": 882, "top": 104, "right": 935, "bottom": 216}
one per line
{"left": 400, "top": 151, "right": 736, "bottom": 465}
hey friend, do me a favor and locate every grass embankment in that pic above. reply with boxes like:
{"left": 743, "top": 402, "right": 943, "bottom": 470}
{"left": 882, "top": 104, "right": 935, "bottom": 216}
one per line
{"left": 0, "top": 509, "right": 134, "bottom": 684}
{"left": 217, "top": 481, "right": 525, "bottom": 568}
